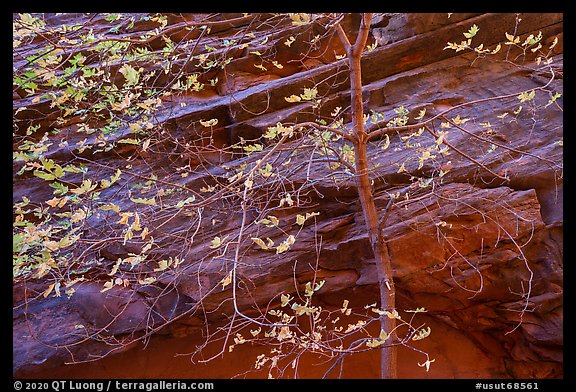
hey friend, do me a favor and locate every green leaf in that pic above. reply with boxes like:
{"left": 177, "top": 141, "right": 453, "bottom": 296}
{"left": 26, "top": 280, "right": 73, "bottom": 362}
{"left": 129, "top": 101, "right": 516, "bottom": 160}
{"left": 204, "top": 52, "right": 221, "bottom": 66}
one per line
{"left": 63, "top": 164, "right": 84, "bottom": 173}
{"left": 174, "top": 196, "right": 196, "bottom": 208}
{"left": 119, "top": 64, "right": 140, "bottom": 86}
{"left": 33, "top": 171, "right": 55, "bottom": 181}
{"left": 463, "top": 24, "right": 479, "bottom": 39}
{"left": 517, "top": 90, "right": 535, "bottom": 102}
{"left": 243, "top": 143, "right": 264, "bottom": 153}
{"left": 118, "top": 138, "right": 140, "bottom": 145}
{"left": 300, "top": 87, "right": 317, "bottom": 101}
{"left": 130, "top": 196, "right": 156, "bottom": 205}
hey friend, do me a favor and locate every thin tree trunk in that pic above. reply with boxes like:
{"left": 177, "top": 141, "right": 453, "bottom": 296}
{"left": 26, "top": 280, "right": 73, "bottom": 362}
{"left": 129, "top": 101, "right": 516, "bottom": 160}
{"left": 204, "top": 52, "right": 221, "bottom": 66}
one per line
{"left": 345, "top": 13, "right": 398, "bottom": 379}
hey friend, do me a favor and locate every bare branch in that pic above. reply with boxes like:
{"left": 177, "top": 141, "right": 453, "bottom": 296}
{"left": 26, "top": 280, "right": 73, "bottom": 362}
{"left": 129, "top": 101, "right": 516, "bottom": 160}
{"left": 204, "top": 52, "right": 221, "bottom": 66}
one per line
{"left": 423, "top": 124, "right": 509, "bottom": 181}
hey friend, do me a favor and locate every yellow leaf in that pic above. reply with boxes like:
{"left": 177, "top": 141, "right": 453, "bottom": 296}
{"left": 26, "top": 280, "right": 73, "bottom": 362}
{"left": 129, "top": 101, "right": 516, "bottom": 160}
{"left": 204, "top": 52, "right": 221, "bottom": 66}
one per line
{"left": 414, "top": 108, "right": 426, "bottom": 120}
{"left": 46, "top": 197, "right": 61, "bottom": 207}
{"left": 117, "top": 212, "right": 133, "bottom": 225}
{"left": 296, "top": 212, "right": 320, "bottom": 225}
{"left": 100, "top": 203, "right": 121, "bottom": 213}
{"left": 341, "top": 299, "right": 349, "bottom": 313}
{"left": 289, "top": 13, "right": 310, "bottom": 26}
{"left": 58, "top": 197, "right": 68, "bottom": 208}
{"left": 65, "top": 277, "right": 85, "bottom": 287}
{"left": 65, "top": 288, "right": 75, "bottom": 298}
{"left": 131, "top": 212, "right": 142, "bottom": 231}
{"left": 281, "top": 293, "right": 292, "bottom": 307}
{"left": 141, "top": 227, "right": 149, "bottom": 240}
{"left": 234, "top": 333, "right": 246, "bottom": 344}
{"left": 251, "top": 237, "right": 270, "bottom": 250}
{"left": 71, "top": 208, "right": 87, "bottom": 223}
{"left": 418, "top": 358, "right": 436, "bottom": 372}
{"left": 379, "top": 329, "right": 389, "bottom": 341}
{"left": 108, "top": 261, "right": 120, "bottom": 276}
{"left": 284, "top": 36, "right": 296, "bottom": 47}
{"left": 210, "top": 236, "right": 222, "bottom": 249}
{"left": 381, "top": 134, "right": 390, "bottom": 150}
{"left": 296, "top": 214, "right": 306, "bottom": 225}
{"left": 43, "top": 240, "right": 60, "bottom": 252}
{"left": 277, "top": 326, "right": 292, "bottom": 341}
{"left": 199, "top": 118, "right": 218, "bottom": 127}
{"left": 344, "top": 320, "right": 366, "bottom": 333}
{"left": 154, "top": 259, "right": 169, "bottom": 272}
{"left": 123, "top": 228, "right": 133, "bottom": 245}
{"left": 549, "top": 36, "right": 558, "bottom": 50}
{"left": 124, "top": 254, "right": 143, "bottom": 268}
{"left": 138, "top": 277, "right": 156, "bottom": 285}
{"left": 412, "top": 326, "right": 432, "bottom": 341}
{"left": 397, "top": 162, "right": 407, "bottom": 174}
{"left": 43, "top": 283, "right": 55, "bottom": 298}
{"left": 451, "top": 115, "right": 470, "bottom": 125}
{"left": 100, "top": 280, "right": 115, "bottom": 293}
{"left": 276, "top": 235, "right": 295, "bottom": 254}
{"left": 284, "top": 95, "right": 302, "bottom": 103}
{"left": 130, "top": 197, "right": 156, "bottom": 206}
{"left": 300, "top": 87, "right": 317, "bottom": 101}
{"left": 304, "top": 282, "right": 314, "bottom": 297}
{"left": 221, "top": 271, "right": 232, "bottom": 290}
{"left": 139, "top": 240, "right": 152, "bottom": 255}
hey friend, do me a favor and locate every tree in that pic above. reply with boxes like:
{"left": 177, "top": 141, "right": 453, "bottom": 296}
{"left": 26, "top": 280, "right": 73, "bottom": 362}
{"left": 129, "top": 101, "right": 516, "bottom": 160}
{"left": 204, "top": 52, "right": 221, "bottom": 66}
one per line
{"left": 13, "top": 12, "right": 562, "bottom": 378}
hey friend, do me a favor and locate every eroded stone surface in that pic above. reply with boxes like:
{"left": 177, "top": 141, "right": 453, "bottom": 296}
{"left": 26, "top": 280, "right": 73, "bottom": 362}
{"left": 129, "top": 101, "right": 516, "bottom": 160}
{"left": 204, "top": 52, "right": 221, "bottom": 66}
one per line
{"left": 13, "top": 12, "right": 562, "bottom": 378}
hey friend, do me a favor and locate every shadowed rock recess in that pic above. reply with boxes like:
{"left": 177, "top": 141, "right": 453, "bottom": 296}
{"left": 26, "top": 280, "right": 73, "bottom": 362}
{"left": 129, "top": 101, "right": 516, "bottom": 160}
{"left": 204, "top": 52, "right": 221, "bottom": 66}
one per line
{"left": 13, "top": 13, "right": 562, "bottom": 379}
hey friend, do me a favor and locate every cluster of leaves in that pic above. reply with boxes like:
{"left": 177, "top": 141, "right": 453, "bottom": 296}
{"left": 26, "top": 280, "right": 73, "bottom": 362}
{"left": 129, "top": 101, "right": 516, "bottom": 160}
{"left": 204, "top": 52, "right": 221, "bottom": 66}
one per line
{"left": 232, "top": 278, "right": 432, "bottom": 378}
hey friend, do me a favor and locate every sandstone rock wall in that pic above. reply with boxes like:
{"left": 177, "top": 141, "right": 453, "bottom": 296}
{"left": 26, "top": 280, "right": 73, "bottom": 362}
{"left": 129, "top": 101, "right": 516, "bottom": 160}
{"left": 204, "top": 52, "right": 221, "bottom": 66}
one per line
{"left": 13, "top": 13, "right": 562, "bottom": 378}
